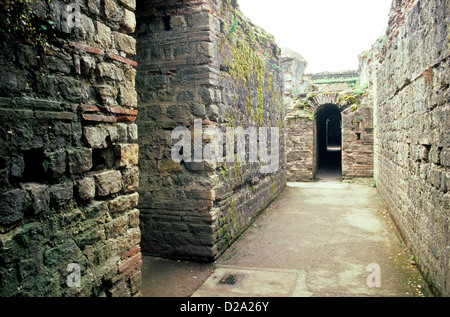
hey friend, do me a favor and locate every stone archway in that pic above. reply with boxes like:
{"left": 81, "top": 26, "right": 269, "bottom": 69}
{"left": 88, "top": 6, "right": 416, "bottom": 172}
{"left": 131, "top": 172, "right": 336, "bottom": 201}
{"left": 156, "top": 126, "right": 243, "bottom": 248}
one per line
{"left": 285, "top": 91, "right": 374, "bottom": 182}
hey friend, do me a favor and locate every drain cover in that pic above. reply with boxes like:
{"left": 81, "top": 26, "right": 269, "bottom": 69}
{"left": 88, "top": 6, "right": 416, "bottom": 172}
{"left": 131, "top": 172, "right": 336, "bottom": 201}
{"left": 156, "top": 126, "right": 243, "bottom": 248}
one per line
{"left": 217, "top": 273, "right": 247, "bottom": 287}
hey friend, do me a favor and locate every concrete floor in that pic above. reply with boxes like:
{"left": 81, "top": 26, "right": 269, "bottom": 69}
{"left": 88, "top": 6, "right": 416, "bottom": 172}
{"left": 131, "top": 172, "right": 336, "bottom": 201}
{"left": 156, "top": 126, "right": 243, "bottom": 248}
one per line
{"left": 141, "top": 174, "right": 431, "bottom": 297}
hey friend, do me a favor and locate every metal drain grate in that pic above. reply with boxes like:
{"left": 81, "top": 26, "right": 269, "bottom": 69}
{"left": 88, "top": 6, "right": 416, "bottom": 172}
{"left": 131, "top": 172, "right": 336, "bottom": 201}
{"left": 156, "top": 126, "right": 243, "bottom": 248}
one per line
{"left": 217, "top": 273, "right": 247, "bottom": 287}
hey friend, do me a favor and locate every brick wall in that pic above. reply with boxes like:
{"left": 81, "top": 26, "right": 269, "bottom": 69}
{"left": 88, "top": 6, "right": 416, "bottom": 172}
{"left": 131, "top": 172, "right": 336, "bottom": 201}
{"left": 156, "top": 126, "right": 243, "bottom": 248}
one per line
{"left": 0, "top": 0, "right": 141, "bottom": 296}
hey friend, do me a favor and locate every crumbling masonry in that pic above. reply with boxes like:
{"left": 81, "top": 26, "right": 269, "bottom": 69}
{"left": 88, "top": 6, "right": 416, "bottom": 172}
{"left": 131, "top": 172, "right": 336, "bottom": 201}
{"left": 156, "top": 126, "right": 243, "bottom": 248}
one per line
{"left": 0, "top": 0, "right": 448, "bottom": 297}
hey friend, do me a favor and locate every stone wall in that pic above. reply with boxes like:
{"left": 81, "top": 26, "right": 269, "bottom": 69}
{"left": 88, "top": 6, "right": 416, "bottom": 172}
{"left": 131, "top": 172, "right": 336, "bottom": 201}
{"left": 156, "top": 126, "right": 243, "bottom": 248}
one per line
{"left": 341, "top": 106, "right": 374, "bottom": 179}
{"left": 374, "top": 0, "right": 449, "bottom": 296}
{"left": 136, "top": 0, "right": 286, "bottom": 261}
{"left": 0, "top": 0, "right": 141, "bottom": 296}
{"left": 285, "top": 114, "right": 316, "bottom": 182}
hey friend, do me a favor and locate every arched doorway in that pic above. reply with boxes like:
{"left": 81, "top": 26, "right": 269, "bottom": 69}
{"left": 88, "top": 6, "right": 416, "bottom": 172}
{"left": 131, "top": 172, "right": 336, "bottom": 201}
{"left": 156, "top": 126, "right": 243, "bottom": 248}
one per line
{"left": 315, "top": 104, "right": 342, "bottom": 179}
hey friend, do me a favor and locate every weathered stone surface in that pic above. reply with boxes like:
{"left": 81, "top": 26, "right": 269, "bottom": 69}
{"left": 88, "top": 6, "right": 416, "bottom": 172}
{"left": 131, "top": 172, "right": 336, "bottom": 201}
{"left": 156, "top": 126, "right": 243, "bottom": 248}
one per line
{"left": 114, "top": 144, "right": 138, "bottom": 167}
{"left": 108, "top": 192, "right": 139, "bottom": 214}
{"left": 21, "top": 183, "right": 50, "bottom": 215}
{"left": 50, "top": 182, "right": 73, "bottom": 207}
{"left": 0, "top": 0, "right": 139, "bottom": 297}
{"left": 0, "top": 189, "right": 27, "bottom": 225}
{"left": 121, "top": 165, "right": 139, "bottom": 193}
{"left": 121, "top": 9, "right": 136, "bottom": 34}
{"left": 114, "top": 32, "right": 136, "bottom": 56}
{"left": 97, "top": 62, "right": 124, "bottom": 81}
{"left": 119, "top": 86, "right": 137, "bottom": 108}
{"left": 83, "top": 127, "right": 109, "bottom": 149}
{"left": 95, "top": 21, "right": 112, "bottom": 48}
{"left": 94, "top": 170, "right": 123, "bottom": 197}
{"left": 43, "top": 150, "right": 67, "bottom": 178}
{"left": 68, "top": 148, "right": 93, "bottom": 174}
{"left": 127, "top": 123, "right": 138, "bottom": 143}
{"left": 78, "top": 177, "right": 96, "bottom": 201}
{"left": 373, "top": 0, "right": 449, "bottom": 297}
{"left": 97, "top": 86, "right": 118, "bottom": 107}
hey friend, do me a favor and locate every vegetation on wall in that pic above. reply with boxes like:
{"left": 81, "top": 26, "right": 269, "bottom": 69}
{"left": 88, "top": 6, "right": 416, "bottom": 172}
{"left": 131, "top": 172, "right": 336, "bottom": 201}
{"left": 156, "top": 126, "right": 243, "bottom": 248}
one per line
{"left": 293, "top": 83, "right": 370, "bottom": 119}
{"left": 219, "top": 0, "right": 283, "bottom": 126}
{"left": 2, "top": 0, "right": 57, "bottom": 52}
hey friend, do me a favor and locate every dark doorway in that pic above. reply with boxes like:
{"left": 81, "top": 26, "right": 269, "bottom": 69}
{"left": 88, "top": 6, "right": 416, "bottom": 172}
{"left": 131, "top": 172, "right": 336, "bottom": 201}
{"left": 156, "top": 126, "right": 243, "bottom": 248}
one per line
{"left": 315, "top": 104, "right": 342, "bottom": 179}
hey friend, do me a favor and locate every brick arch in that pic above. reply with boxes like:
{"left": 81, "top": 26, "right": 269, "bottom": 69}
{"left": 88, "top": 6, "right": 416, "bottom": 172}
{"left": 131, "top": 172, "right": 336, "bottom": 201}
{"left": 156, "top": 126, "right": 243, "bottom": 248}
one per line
{"left": 307, "top": 92, "right": 349, "bottom": 112}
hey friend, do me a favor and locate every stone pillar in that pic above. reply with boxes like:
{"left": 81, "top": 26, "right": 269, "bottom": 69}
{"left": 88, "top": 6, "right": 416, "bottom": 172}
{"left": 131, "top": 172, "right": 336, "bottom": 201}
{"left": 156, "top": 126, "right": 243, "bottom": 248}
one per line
{"left": 136, "top": 0, "right": 286, "bottom": 261}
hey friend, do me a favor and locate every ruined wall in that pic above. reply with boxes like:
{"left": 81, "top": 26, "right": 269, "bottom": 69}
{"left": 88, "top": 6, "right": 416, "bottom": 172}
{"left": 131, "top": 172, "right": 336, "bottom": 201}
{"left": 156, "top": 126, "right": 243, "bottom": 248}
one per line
{"left": 282, "top": 49, "right": 315, "bottom": 182}
{"left": 374, "top": 0, "right": 449, "bottom": 296}
{"left": 281, "top": 48, "right": 308, "bottom": 111}
{"left": 136, "top": 0, "right": 285, "bottom": 261}
{"left": 0, "top": 0, "right": 141, "bottom": 296}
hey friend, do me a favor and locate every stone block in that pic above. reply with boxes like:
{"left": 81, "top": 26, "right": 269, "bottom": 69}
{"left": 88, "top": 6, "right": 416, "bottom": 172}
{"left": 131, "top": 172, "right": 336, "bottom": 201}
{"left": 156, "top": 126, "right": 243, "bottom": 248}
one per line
{"left": 121, "top": 165, "right": 139, "bottom": 193}
{"left": 440, "top": 148, "right": 449, "bottom": 167}
{"left": 43, "top": 150, "right": 67, "bottom": 178}
{"left": 97, "top": 85, "right": 118, "bottom": 106}
{"left": 121, "top": 9, "right": 136, "bottom": 34}
{"left": 106, "top": 125, "right": 119, "bottom": 143}
{"left": 206, "top": 104, "right": 219, "bottom": 120}
{"left": 114, "top": 144, "right": 139, "bottom": 167}
{"left": 118, "top": 0, "right": 136, "bottom": 10}
{"left": 81, "top": 55, "right": 96, "bottom": 75}
{"left": 0, "top": 189, "right": 27, "bottom": 225}
{"left": 104, "top": 0, "right": 124, "bottom": 23}
{"left": 107, "top": 215, "right": 129, "bottom": 238}
{"left": 117, "top": 123, "right": 129, "bottom": 143}
{"left": 119, "top": 86, "right": 138, "bottom": 108}
{"left": 114, "top": 32, "right": 136, "bottom": 56}
{"left": 21, "top": 183, "right": 50, "bottom": 215}
{"left": 67, "top": 148, "right": 93, "bottom": 174}
{"left": 108, "top": 195, "right": 131, "bottom": 214}
{"left": 125, "top": 69, "right": 136, "bottom": 89}
{"left": 50, "top": 182, "right": 73, "bottom": 207}
{"left": 128, "top": 192, "right": 139, "bottom": 208}
{"left": 127, "top": 124, "right": 138, "bottom": 143}
{"left": 87, "top": 0, "right": 101, "bottom": 15}
{"left": 170, "top": 16, "right": 186, "bottom": 30}
{"left": 78, "top": 177, "right": 96, "bottom": 201}
{"left": 186, "top": 12, "right": 212, "bottom": 29}
{"left": 128, "top": 209, "right": 139, "bottom": 228}
{"left": 93, "top": 170, "right": 122, "bottom": 197}
{"left": 83, "top": 126, "right": 109, "bottom": 149}
{"left": 95, "top": 21, "right": 112, "bottom": 48}
{"left": 97, "top": 62, "right": 124, "bottom": 81}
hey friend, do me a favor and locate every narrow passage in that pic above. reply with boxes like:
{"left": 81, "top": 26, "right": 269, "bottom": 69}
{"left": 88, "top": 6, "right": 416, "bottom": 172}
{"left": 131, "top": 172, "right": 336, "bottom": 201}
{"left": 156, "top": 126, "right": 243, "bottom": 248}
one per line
{"left": 142, "top": 180, "right": 429, "bottom": 297}
{"left": 193, "top": 180, "right": 429, "bottom": 297}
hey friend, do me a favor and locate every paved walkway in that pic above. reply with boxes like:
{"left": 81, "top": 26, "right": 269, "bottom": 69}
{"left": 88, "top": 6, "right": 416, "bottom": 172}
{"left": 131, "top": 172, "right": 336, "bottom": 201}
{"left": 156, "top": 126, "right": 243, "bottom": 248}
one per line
{"left": 141, "top": 177, "right": 431, "bottom": 297}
